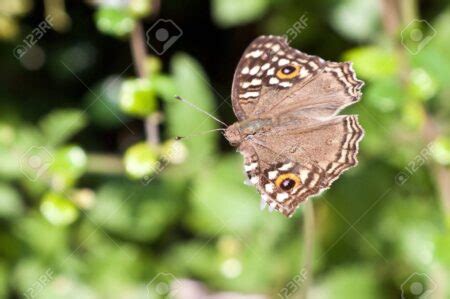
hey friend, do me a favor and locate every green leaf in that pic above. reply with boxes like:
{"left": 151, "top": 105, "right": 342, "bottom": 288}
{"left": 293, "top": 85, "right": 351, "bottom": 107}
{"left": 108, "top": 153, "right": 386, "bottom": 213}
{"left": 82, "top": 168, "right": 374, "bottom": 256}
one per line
{"left": 89, "top": 178, "right": 184, "bottom": 242}
{"left": 343, "top": 46, "right": 398, "bottom": 80}
{"left": 95, "top": 7, "right": 135, "bottom": 38}
{"left": 50, "top": 145, "right": 87, "bottom": 190}
{"left": 153, "top": 74, "right": 177, "bottom": 102}
{"left": 408, "top": 68, "right": 438, "bottom": 101}
{"left": 435, "top": 232, "right": 450, "bottom": 268}
{"left": 330, "top": 0, "right": 380, "bottom": 41}
{"left": 39, "top": 109, "right": 88, "bottom": 147}
{"left": 187, "top": 154, "right": 284, "bottom": 235}
{"left": 401, "top": 101, "right": 425, "bottom": 130}
{"left": 376, "top": 196, "right": 442, "bottom": 270}
{"left": 119, "top": 78, "right": 158, "bottom": 118}
{"left": 314, "top": 265, "right": 381, "bottom": 299}
{"left": 13, "top": 212, "right": 69, "bottom": 256}
{"left": 365, "top": 78, "right": 405, "bottom": 112}
{"left": 83, "top": 75, "right": 127, "bottom": 129}
{"left": 11, "top": 258, "right": 53, "bottom": 296}
{"left": 212, "top": 0, "right": 270, "bottom": 28}
{"left": 168, "top": 53, "right": 218, "bottom": 175}
{"left": 0, "top": 183, "right": 24, "bottom": 219}
{"left": 411, "top": 11, "right": 450, "bottom": 87}
{"left": 0, "top": 262, "right": 6, "bottom": 299}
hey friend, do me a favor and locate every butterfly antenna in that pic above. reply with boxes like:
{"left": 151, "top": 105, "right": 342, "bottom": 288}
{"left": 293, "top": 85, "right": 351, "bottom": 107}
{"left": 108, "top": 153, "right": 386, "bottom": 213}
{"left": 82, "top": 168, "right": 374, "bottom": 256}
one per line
{"left": 175, "top": 95, "right": 228, "bottom": 127}
{"left": 175, "top": 128, "right": 226, "bottom": 140}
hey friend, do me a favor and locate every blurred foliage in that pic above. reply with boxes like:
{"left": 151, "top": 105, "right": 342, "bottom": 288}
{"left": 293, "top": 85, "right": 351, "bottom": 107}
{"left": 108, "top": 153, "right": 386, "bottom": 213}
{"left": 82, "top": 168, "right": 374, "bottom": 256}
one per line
{"left": 1, "top": 0, "right": 450, "bottom": 298}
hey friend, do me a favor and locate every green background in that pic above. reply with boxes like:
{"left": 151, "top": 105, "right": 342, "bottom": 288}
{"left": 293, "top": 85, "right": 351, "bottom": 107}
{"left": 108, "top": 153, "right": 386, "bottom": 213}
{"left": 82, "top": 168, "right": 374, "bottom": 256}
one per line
{"left": 1, "top": 0, "right": 450, "bottom": 298}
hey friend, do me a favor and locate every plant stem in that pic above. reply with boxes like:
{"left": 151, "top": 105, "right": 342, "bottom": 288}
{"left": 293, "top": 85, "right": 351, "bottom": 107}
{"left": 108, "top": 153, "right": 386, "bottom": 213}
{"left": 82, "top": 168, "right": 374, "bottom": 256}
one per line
{"left": 130, "top": 22, "right": 148, "bottom": 78}
{"left": 86, "top": 153, "right": 124, "bottom": 175}
{"left": 130, "top": 21, "right": 161, "bottom": 146}
{"left": 145, "top": 113, "right": 161, "bottom": 145}
{"left": 300, "top": 200, "right": 315, "bottom": 299}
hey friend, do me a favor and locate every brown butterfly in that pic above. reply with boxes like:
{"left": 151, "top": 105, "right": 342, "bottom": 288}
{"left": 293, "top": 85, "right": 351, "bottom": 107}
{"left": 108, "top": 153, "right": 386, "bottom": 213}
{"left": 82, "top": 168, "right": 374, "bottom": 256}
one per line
{"left": 223, "top": 35, "right": 364, "bottom": 217}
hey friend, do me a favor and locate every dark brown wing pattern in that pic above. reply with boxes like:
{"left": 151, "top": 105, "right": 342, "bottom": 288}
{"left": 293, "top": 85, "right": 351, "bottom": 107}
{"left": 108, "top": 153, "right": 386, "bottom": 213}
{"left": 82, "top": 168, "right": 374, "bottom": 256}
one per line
{"left": 231, "top": 35, "right": 364, "bottom": 217}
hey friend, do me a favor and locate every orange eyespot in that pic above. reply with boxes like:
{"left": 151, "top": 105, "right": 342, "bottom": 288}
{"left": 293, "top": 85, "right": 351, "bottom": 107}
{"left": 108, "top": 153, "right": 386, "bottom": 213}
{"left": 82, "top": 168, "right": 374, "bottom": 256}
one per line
{"left": 276, "top": 64, "right": 301, "bottom": 79}
{"left": 275, "top": 173, "right": 301, "bottom": 191}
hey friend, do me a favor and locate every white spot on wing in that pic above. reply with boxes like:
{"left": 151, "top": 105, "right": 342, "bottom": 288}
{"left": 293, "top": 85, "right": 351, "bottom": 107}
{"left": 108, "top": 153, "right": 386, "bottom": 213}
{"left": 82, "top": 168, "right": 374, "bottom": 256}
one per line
{"left": 278, "top": 162, "right": 294, "bottom": 171}
{"left": 250, "top": 66, "right": 260, "bottom": 75}
{"left": 265, "top": 183, "right": 275, "bottom": 193}
{"left": 276, "top": 192, "right": 289, "bottom": 202}
{"left": 261, "top": 63, "right": 271, "bottom": 70}
{"left": 278, "top": 58, "right": 289, "bottom": 66}
{"left": 279, "top": 81, "right": 292, "bottom": 88}
{"left": 241, "top": 82, "right": 251, "bottom": 88}
{"left": 244, "top": 162, "right": 258, "bottom": 172}
{"left": 299, "top": 67, "right": 309, "bottom": 78}
{"left": 246, "top": 49, "right": 263, "bottom": 58}
{"left": 269, "top": 77, "right": 279, "bottom": 85}
{"left": 240, "top": 91, "right": 260, "bottom": 99}
{"left": 251, "top": 78, "right": 262, "bottom": 86}
{"left": 268, "top": 201, "right": 277, "bottom": 212}
{"left": 299, "top": 169, "right": 309, "bottom": 183}
{"left": 271, "top": 44, "right": 281, "bottom": 52}
{"left": 268, "top": 170, "right": 278, "bottom": 179}
{"left": 250, "top": 176, "right": 259, "bottom": 184}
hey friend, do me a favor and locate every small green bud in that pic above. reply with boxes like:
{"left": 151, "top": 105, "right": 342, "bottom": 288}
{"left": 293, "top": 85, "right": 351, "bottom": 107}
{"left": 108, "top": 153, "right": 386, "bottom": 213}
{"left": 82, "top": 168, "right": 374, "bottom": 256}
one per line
{"left": 160, "top": 140, "right": 188, "bottom": 164}
{"left": 40, "top": 192, "right": 79, "bottom": 226}
{"left": 120, "top": 78, "right": 157, "bottom": 117}
{"left": 124, "top": 142, "right": 159, "bottom": 178}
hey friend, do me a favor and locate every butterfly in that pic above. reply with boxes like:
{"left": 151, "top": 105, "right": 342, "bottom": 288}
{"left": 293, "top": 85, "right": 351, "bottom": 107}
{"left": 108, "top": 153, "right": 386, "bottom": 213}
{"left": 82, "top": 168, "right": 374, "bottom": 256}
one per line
{"left": 223, "top": 35, "right": 364, "bottom": 218}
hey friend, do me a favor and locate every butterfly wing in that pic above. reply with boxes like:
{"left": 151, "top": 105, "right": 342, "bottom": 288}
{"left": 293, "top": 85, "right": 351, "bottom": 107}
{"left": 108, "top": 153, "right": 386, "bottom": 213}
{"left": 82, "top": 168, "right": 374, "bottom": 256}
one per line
{"left": 231, "top": 35, "right": 363, "bottom": 120}
{"left": 231, "top": 35, "right": 325, "bottom": 120}
{"left": 241, "top": 115, "right": 363, "bottom": 217}
{"left": 232, "top": 35, "right": 364, "bottom": 217}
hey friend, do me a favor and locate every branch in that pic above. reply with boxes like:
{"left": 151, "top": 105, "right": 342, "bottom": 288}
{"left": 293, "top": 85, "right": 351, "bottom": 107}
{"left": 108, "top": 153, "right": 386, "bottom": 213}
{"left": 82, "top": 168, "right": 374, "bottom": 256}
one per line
{"left": 300, "top": 200, "right": 315, "bottom": 299}
{"left": 86, "top": 153, "right": 124, "bottom": 175}
{"left": 130, "top": 21, "right": 161, "bottom": 146}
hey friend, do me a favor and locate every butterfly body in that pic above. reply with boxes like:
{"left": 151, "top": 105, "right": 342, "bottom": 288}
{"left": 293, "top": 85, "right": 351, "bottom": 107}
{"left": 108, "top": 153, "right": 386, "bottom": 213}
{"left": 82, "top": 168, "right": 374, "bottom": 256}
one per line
{"left": 224, "top": 118, "right": 273, "bottom": 145}
{"left": 226, "top": 35, "right": 364, "bottom": 217}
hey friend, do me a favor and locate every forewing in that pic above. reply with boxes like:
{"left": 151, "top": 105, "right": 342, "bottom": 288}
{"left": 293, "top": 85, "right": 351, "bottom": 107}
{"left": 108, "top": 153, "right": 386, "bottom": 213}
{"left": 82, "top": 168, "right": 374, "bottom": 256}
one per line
{"left": 231, "top": 35, "right": 325, "bottom": 120}
{"left": 253, "top": 61, "right": 364, "bottom": 118}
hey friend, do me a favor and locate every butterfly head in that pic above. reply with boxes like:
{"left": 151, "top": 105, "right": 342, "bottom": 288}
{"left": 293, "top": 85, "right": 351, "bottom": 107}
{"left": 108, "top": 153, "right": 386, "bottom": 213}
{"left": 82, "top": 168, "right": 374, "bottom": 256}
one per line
{"left": 224, "top": 123, "right": 242, "bottom": 146}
